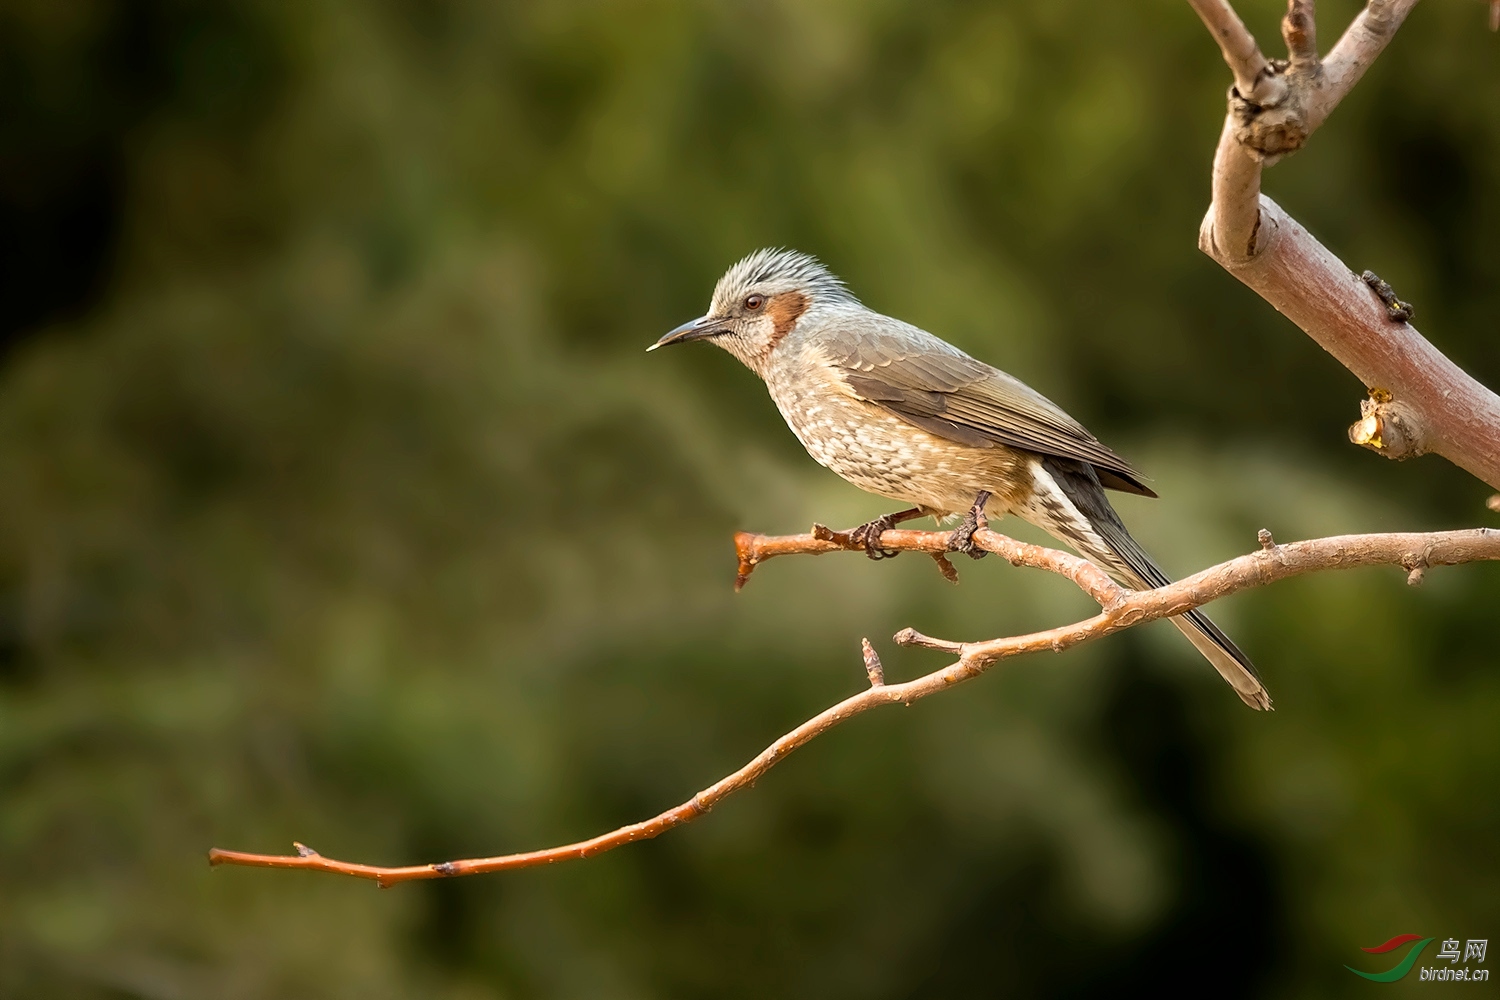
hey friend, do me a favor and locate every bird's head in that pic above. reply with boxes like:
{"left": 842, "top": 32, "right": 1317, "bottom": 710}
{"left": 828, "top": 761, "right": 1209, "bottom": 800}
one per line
{"left": 650, "top": 248, "right": 855, "bottom": 375}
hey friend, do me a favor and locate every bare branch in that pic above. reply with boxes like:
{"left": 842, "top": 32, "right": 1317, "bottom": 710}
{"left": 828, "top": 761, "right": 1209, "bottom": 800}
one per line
{"left": 1204, "top": 0, "right": 1422, "bottom": 250}
{"left": 209, "top": 524, "right": 1500, "bottom": 886}
{"left": 1190, "top": 0, "right": 1500, "bottom": 489}
{"left": 1321, "top": 0, "right": 1422, "bottom": 113}
{"left": 1201, "top": 197, "right": 1500, "bottom": 487}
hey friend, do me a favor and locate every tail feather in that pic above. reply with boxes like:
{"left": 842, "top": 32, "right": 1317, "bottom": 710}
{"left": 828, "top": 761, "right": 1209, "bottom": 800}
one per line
{"left": 1035, "top": 458, "right": 1272, "bottom": 711}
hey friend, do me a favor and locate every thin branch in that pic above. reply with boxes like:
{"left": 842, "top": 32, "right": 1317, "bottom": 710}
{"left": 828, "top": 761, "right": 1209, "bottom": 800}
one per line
{"left": 1186, "top": 0, "right": 1287, "bottom": 104}
{"left": 1282, "top": 0, "right": 1320, "bottom": 68}
{"left": 1192, "top": 0, "right": 1500, "bottom": 490}
{"left": 209, "top": 523, "right": 1500, "bottom": 886}
{"left": 1320, "top": 0, "right": 1422, "bottom": 112}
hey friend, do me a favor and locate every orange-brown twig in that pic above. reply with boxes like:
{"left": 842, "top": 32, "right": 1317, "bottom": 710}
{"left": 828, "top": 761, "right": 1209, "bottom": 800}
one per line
{"left": 210, "top": 524, "right": 1500, "bottom": 886}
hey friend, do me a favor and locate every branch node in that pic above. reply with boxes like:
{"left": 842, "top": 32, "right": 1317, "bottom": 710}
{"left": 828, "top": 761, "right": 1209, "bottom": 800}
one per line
{"left": 1258, "top": 528, "right": 1277, "bottom": 550}
{"left": 1360, "top": 270, "right": 1414, "bottom": 323}
{"left": 293, "top": 842, "right": 320, "bottom": 858}
{"left": 434, "top": 861, "right": 460, "bottom": 876}
{"left": 893, "top": 628, "right": 963, "bottom": 654}
{"left": 1228, "top": 65, "right": 1314, "bottom": 162}
{"left": 861, "top": 638, "right": 885, "bottom": 687}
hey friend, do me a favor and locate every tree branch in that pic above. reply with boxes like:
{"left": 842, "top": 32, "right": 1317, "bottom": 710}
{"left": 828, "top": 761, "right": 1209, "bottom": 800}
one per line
{"left": 205, "top": 0, "right": 1500, "bottom": 890}
{"left": 209, "top": 523, "right": 1500, "bottom": 886}
{"left": 1192, "top": 0, "right": 1500, "bottom": 490}
{"left": 1186, "top": 0, "right": 1286, "bottom": 104}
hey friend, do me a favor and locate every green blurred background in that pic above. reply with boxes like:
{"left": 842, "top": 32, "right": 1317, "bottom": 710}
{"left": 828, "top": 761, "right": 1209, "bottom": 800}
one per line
{"left": 2, "top": 0, "right": 1497, "bottom": 996}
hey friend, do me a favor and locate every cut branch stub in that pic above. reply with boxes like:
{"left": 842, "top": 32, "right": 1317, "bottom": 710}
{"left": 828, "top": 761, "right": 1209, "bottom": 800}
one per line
{"left": 1349, "top": 390, "right": 1429, "bottom": 461}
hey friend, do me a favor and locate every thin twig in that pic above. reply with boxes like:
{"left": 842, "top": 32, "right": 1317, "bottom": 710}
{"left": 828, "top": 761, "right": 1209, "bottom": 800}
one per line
{"left": 209, "top": 525, "right": 1500, "bottom": 886}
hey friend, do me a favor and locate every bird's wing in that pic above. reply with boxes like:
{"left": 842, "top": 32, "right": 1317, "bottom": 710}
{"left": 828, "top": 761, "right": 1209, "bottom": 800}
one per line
{"left": 821, "top": 321, "right": 1156, "bottom": 497}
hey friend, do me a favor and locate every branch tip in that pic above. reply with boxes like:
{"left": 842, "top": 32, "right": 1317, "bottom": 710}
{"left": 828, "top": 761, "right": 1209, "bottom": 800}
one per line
{"left": 1487, "top": 495, "right": 1500, "bottom": 513}
{"left": 930, "top": 551, "right": 960, "bottom": 584}
{"left": 861, "top": 638, "right": 885, "bottom": 687}
{"left": 893, "top": 628, "right": 963, "bottom": 653}
{"left": 733, "top": 531, "right": 759, "bottom": 591}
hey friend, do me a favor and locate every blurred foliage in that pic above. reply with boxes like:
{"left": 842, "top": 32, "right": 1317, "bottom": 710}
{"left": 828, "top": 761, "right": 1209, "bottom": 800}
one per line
{"left": 0, "top": 0, "right": 1497, "bottom": 997}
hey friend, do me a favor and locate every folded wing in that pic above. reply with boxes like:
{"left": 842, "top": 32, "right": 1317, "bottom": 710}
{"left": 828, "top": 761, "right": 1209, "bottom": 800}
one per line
{"left": 823, "top": 322, "right": 1156, "bottom": 497}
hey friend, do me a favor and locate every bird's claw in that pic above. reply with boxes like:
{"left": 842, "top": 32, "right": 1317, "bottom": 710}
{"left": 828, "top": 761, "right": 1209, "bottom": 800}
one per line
{"left": 814, "top": 517, "right": 900, "bottom": 559}
{"left": 947, "top": 516, "right": 985, "bottom": 559}
{"left": 946, "top": 490, "right": 992, "bottom": 560}
{"left": 850, "top": 517, "right": 901, "bottom": 560}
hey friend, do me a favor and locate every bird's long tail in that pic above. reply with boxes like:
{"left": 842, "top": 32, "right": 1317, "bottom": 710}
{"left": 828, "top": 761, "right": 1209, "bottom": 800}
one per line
{"left": 1023, "top": 457, "right": 1272, "bottom": 711}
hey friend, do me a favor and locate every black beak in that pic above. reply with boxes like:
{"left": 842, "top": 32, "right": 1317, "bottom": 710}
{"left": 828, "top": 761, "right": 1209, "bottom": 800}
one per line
{"left": 648, "top": 315, "right": 727, "bottom": 351}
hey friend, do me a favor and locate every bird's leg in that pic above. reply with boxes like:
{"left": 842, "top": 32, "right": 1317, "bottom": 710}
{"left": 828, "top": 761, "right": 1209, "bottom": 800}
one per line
{"left": 947, "top": 490, "right": 992, "bottom": 559}
{"left": 813, "top": 507, "right": 925, "bottom": 560}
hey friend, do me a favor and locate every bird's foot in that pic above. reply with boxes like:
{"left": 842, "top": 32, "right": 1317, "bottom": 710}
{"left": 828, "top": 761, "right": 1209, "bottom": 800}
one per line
{"left": 946, "top": 490, "right": 993, "bottom": 560}
{"left": 813, "top": 513, "right": 902, "bottom": 560}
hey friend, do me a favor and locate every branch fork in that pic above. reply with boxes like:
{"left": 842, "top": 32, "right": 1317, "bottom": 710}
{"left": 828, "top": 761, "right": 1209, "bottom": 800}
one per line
{"left": 1191, "top": 0, "right": 1500, "bottom": 489}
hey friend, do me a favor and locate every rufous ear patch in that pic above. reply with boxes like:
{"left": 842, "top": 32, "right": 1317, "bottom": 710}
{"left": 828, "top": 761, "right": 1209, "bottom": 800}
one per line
{"left": 767, "top": 291, "right": 808, "bottom": 342}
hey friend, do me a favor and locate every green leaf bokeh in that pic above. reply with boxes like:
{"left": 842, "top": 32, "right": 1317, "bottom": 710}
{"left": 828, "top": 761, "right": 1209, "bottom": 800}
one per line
{"left": 1, "top": 1, "right": 1496, "bottom": 996}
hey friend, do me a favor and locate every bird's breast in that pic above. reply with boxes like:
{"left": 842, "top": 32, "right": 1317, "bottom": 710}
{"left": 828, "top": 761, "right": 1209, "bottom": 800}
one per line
{"left": 763, "top": 360, "right": 1029, "bottom": 513}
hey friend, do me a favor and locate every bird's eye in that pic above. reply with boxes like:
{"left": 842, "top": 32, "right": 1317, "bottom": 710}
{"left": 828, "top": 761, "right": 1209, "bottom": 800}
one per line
{"left": 744, "top": 293, "right": 766, "bottom": 311}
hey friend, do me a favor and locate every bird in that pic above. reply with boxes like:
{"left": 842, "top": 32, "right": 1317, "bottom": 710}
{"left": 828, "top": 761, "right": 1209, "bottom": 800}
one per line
{"left": 650, "top": 248, "right": 1270, "bottom": 710}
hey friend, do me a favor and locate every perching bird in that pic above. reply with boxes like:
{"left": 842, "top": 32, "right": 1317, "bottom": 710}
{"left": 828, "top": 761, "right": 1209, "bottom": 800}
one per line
{"left": 651, "top": 249, "right": 1270, "bottom": 710}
